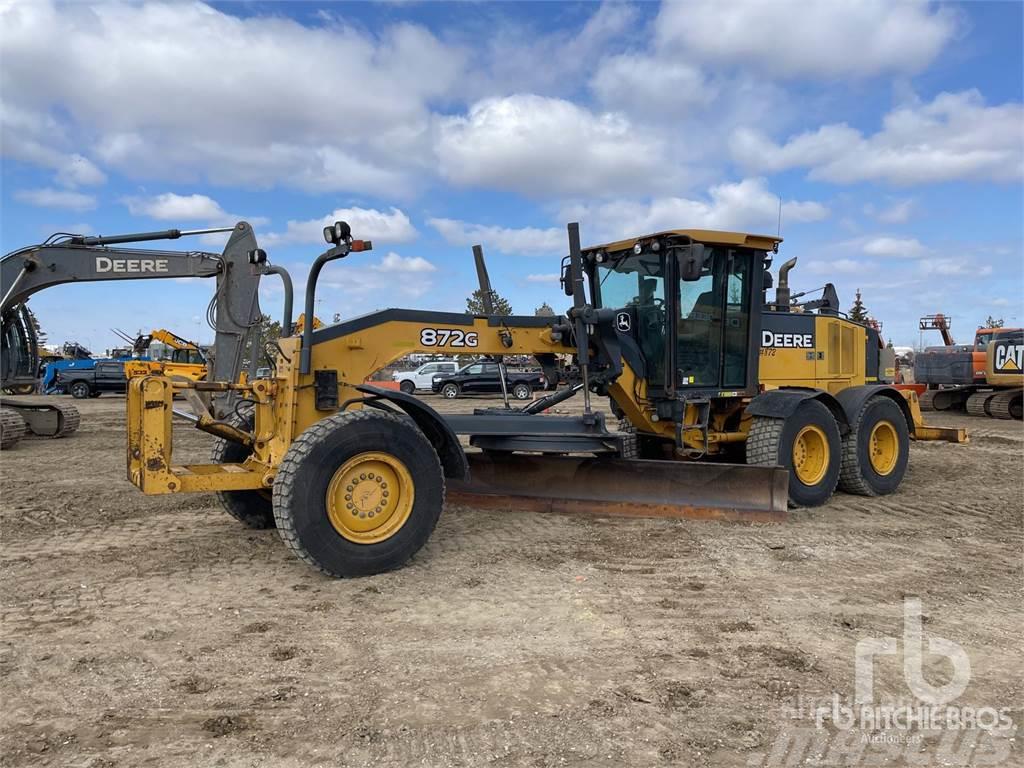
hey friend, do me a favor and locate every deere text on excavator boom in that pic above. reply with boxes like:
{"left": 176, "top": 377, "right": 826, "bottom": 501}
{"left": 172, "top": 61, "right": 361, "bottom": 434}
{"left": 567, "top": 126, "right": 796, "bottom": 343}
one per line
{"left": 1, "top": 222, "right": 292, "bottom": 445}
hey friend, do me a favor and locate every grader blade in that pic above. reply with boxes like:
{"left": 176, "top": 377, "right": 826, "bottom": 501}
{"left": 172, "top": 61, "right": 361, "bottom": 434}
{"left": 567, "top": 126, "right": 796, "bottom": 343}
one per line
{"left": 448, "top": 453, "right": 788, "bottom": 522}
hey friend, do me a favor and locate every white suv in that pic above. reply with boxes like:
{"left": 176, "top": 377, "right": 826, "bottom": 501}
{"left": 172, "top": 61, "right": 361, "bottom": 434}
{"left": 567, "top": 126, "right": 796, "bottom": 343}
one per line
{"left": 393, "top": 361, "right": 458, "bottom": 393}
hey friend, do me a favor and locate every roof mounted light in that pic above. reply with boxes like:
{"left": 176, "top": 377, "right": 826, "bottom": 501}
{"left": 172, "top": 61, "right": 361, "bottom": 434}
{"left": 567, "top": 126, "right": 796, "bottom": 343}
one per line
{"left": 633, "top": 242, "right": 643, "bottom": 255}
{"left": 323, "top": 220, "right": 352, "bottom": 246}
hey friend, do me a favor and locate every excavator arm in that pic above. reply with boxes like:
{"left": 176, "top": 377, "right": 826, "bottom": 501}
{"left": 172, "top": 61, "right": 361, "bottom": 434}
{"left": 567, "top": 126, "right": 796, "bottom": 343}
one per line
{"left": 1, "top": 222, "right": 287, "bottom": 415}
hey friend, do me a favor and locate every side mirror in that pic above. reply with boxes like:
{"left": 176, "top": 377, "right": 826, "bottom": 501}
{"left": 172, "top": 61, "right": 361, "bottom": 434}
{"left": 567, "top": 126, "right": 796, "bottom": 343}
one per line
{"left": 677, "top": 243, "right": 706, "bottom": 281}
{"left": 560, "top": 258, "right": 573, "bottom": 296}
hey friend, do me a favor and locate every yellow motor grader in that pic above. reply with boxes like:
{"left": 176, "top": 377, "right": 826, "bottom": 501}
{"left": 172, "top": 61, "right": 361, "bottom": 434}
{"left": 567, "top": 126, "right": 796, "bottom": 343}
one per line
{"left": 125, "top": 221, "right": 964, "bottom": 578}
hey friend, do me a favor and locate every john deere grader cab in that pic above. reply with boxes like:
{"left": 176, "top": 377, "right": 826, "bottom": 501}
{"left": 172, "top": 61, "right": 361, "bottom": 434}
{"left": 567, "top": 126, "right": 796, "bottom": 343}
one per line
{"left": 122, "top": 221, "right": 964, "bottom": 578}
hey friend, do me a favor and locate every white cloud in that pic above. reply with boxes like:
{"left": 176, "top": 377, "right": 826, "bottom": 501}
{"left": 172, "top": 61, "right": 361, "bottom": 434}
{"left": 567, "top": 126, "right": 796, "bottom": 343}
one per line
{"left": 562, "top": 178, "right": 828, "bottom": 242}
{"left": 867, "top": 198, "right": 916, "bottom": 224}
{"left": 591, "top": 55, "right": 713, "bottom": 115}
{"left": 469, "top": 2, "right": 638, "bottom": 99}
{"left": 435, "top": 94, "right": 668, "bottom": 197}
{"left": 321, "top": 251, "right": 438, "bottom": 302}
{"left": 429, "top": 218, "right": 563, "bottom": 254}
{"left": 262, "top": 207, "right": 418, "bottom": 247}
{"left": 525, "top": 273, "right": 560, "bottom": 284}
{"left": 863, "top": 237, "right": 929, "bottom": 259}
{"left": 0, "top": 1, "right": 463, "bottom": 194}
{"left": 14, "top": 187, "right": 96, "bottom": 211}
{"left": 731, "top": 91, "right": 1024, "bottom": 185}
{"left": 919, "top": 259, "right": 993, "bottom": 278}
{"left": 374, "top": 252, "right": 436, "bottom": 274}
{"left": 806, "top": 258, "right": 863, "bottom": 276}
{"left": 124, "top": 193, "right": 228, "bottom": 221}
{"left": 657, "top": 0, "right": 957, "bottom": 78}
{"left": 1, "top": 105, "right": 106, "bottom": 187}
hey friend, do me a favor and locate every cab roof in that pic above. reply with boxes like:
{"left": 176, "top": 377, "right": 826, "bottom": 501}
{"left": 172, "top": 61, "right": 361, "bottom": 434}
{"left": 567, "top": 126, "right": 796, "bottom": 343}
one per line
{"left": 585, "top": 229, "right": 783, "bottom": 254}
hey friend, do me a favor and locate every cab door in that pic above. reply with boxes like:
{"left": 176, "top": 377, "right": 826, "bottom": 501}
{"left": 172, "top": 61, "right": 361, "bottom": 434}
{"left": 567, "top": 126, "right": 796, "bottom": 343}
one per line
{"left": 674, "top": 248, "right": 756, "bottom": 392}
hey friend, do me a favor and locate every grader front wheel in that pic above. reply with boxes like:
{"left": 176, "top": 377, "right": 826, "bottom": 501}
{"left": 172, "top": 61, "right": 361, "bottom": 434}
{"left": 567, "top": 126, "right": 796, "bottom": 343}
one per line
{"left": 273, "top": 410, "right": 444, "bottom": 578}
{"left": 747, "top": 399, "right": 841, "bottom": 507}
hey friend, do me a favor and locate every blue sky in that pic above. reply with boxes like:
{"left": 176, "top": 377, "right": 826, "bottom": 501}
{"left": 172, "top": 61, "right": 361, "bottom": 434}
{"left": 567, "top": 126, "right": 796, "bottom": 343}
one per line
{"left": 1, "top": 0, "right": 1021, "bottom": 352}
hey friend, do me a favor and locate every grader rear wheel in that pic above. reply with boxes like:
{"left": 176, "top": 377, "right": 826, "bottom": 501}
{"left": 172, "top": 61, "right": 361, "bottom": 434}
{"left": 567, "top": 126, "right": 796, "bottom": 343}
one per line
{"left": 747, "top": 399, "right": 841, "bottom": 507}
{"left": 273, "top": 410, "right": 444, "bottom": 578}
{"left": 838, "top": 396, "right": 909, "bottom": 496}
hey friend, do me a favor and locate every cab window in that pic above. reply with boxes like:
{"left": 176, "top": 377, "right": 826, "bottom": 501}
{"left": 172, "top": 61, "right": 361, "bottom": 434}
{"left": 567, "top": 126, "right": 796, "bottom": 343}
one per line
{"left": 597, "top": 251, "right": 667, "bottom": 384}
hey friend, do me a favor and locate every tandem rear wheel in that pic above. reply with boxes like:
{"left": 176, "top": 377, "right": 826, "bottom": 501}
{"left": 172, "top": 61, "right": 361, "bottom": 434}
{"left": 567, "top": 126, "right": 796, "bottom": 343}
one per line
{"left": 838, "top": 396, "right": 910, "bottom": 496}
{"left": 273, "top": 410, "right": 445, "bottom": 578}
{"left": 747, "top": 399, "right": 841, "bottom": 507}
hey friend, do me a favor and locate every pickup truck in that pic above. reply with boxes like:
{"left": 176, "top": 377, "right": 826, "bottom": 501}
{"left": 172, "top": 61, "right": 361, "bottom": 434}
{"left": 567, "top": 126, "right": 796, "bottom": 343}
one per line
{"left": 57, "top": 361, "right": 127, "bottom": 399}
{"left": 392, "top": 360, "right": 459, "bottom": 393}
{"left": 430, "top": 362, "right": 545, "bottom": 400}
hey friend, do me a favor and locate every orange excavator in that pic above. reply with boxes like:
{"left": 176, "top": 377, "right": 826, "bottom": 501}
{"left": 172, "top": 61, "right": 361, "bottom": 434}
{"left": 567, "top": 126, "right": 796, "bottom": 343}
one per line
{"left": 915, "top": 315, "right": 1023, "bottom": 413}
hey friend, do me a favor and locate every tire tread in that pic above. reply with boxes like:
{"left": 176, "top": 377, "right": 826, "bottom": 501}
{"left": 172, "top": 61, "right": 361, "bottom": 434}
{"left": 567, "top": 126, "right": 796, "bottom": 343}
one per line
{"left": 273, "top": 409, "right": 445, "bottom": 578}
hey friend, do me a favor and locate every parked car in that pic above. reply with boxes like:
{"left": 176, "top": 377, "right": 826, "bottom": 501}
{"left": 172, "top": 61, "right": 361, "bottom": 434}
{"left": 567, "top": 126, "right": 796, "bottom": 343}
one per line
{"left": 392, "top": 360, "right": 458, "bottom": 393}
{"left": 57, "top": 361, "right": 127, "bottom": 399}
{"left": 430, "top": 362, "right": 545, "bottom": 400}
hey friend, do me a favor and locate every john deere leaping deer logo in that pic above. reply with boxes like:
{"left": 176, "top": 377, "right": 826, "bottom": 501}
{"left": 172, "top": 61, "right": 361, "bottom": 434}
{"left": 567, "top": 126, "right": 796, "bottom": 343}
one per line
{"left": 993, "top": 340, "right": 1023, "bottom": 373}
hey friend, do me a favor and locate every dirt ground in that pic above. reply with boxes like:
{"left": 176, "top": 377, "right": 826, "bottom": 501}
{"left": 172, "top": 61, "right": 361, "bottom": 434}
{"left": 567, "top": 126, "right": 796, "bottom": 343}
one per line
{"left": 1, "top": 394, "right": 1021, "bottom": 767}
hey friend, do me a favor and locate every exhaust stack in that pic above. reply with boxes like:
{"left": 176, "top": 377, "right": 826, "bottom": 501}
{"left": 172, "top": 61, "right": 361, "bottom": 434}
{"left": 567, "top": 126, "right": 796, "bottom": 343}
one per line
{"left": 775, "top": 257, "right": 798, "bottom": 311}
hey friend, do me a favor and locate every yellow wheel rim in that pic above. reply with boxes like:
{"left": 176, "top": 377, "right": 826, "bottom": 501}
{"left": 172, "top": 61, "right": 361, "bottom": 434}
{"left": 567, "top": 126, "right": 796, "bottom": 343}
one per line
{"left": 325, "top": 452, "right": 415, "bottom": 544}
{"left": 792, "top": 425, "right": 829, "bottom": 486}
{"left": 868, "top": 421, "right": 899, "bottom": 476}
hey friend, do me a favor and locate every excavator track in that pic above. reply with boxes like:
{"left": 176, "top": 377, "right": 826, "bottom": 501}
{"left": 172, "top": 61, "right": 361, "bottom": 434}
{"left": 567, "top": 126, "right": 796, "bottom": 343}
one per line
{"left": 0, "top": 408, "right": 26, "bottom": 449}
{"left": 988, "top": 389, "right": 1023, "bottom": 421}
{"left": 965, "top": 391, "right": 995, "bottom": 417}
{"left": 0, "top": 398, "right": 81, "bottom": 438}
{"left": 918, "top": 390, "right": 937, "bottom": 411}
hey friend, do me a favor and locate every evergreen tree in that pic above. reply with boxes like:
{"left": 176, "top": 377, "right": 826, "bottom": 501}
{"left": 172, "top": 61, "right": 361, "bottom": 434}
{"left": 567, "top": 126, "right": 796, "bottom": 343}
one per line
{"left": 849, "top": 289, "right": 869, "bottom": 322}
{"left": 241, "top": 313, "right": 283, "bottom": 369}
{"left": 466, "top": 289, "right": 512, "bottom": 316}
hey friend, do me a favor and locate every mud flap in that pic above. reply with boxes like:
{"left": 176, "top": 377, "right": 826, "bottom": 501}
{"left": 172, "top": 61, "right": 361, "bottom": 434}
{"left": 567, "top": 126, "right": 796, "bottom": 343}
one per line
{"left": 448, "top": 453, "right": 789, "bottom": 522}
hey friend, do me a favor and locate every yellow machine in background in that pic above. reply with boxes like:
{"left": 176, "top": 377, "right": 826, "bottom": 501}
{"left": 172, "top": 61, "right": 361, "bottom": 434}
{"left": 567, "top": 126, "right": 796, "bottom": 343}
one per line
{"left": 123, "top": 329, "right": 208, "bottom": 382}
{"left": 126, "top": 220, "right": 965, "bottom": 579}
{"left": 965, "top": 331, "right": 1024, "bottom": 419}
